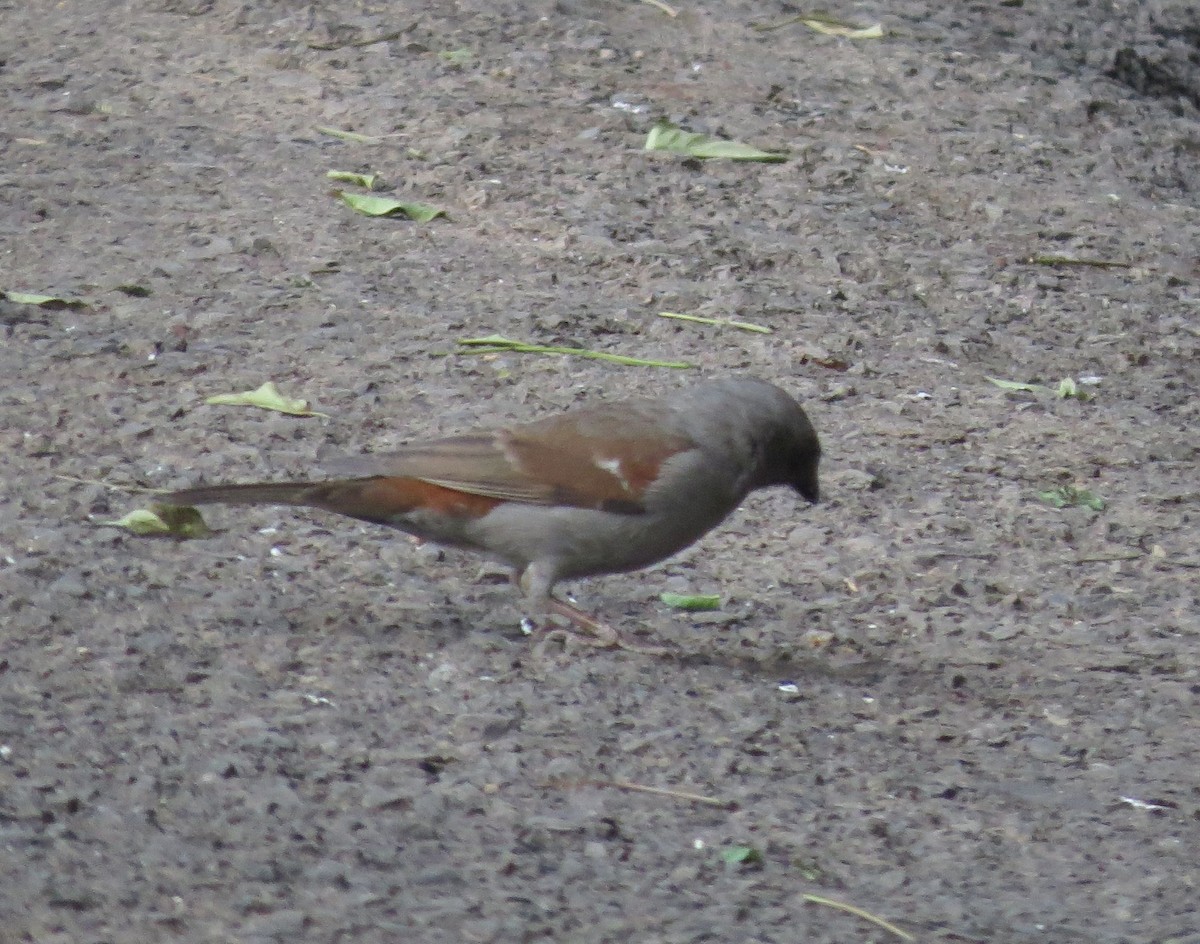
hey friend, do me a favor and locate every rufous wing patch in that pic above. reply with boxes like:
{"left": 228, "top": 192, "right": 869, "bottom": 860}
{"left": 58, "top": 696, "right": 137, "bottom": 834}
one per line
{"left": 308, "top": 477, "right": 503, "bottom": 523}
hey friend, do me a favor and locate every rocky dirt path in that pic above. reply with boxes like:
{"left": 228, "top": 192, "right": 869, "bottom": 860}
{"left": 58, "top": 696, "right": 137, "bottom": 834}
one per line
{"left": 2, "top": 1, "right": 1197, "bottom": 941}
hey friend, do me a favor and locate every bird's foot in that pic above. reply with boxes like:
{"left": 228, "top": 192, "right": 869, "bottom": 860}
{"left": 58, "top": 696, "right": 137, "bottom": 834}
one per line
{"left": 524, "top": 597, "right": 676, "bottom": 657}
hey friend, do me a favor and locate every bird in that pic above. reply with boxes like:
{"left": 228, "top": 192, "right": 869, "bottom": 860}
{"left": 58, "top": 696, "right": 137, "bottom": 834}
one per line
{"left": 166, "top": 376, "right": 821, "bottom": 653}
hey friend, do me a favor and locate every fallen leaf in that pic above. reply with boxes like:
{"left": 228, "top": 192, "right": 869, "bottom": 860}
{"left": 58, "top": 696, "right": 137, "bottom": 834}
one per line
{"left": 986, "top": 376, "right": 1043, "bottom": 393}
{"left": 205, "top": 381, "right": 328, "bottom": 417}
{"left": 645, "top": 121, "right": 787, "bottom": 162}
{"left": 660, "top": 592, "right": 722, "bottom": 611}
{"left": 1055, "top": 377, "right": 1090, "bottom": 400}
{"left": 720, "top": 845, "right": 763, "bottom": 866}
{"left": 103, "top": 504, "right": 212, "bottom": 538}
{"left": 1038, "top": 485, "right": 1105, "bottom": 511}
{"left": 337, "top": 191, "right": 446, "bottom": 221}
{"left": 326, "top": 170, "right": 378, "bottom": 189}
{"left": 2, "top": 290, "right": 88, "bottom": 309}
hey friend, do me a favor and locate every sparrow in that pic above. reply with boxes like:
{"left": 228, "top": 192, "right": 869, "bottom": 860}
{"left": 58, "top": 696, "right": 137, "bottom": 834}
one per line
{"left": 166, "top": 376, "right": 821, "bottom": 653}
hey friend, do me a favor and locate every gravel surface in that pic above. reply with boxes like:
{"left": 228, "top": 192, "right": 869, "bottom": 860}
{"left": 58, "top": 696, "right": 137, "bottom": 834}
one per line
{"left": 2, "top": 1, "right": 1198, "bottom": 941}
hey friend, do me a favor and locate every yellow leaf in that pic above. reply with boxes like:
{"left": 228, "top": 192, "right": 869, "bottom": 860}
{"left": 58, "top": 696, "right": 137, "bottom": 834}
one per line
{"left": 103, "top": 504, "right": 212, "bottom": 538}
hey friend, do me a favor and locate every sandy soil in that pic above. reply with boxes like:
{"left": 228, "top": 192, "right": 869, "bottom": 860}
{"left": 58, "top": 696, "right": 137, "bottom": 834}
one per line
{"left": 2, "top": 1, "right": 1199, "bottom": 941}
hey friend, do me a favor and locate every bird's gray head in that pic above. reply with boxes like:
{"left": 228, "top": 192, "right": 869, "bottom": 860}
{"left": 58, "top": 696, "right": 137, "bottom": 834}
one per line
{"left": 683, "top": 377, "right": 822, "bottom": 502}
{"left": 754, "top": 384, "right": 821, "bottom": 503}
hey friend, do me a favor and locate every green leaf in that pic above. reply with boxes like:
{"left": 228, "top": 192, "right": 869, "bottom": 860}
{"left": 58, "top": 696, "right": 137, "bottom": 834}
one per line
{"left": 794, "top": 860, "right": 825, "bottom": 882}
{"left": 660, "top": 592, "right": 722, "bottom": 611}
{"left": 103, "top": 504, "right": 212, "bottom": 538}
{"left": 205, "top": 381, "right": 328, "bottom": 417}
{"left": 437, "top": 48, "right": 474, "bottom": 67}
{"left": 720, "top": 845, "right": 763, "bottom": 866}
{"left": 336, "top": 191, "right": 446, "bottom": 221}
{"left": 326, "top": 170, "right": 378, "bottom": 189}
{"left": 1054, "top": 377, "right": 1091, "bottom": 401}
{"left": 457, "top": 335, "right": 693, "bottom": 369}
{"left": 2, "top": 290, "right": 88, "bottom": 309}
{"left": 986, "top": 376, "right": 1043, "bottom": 393}
{"left": 1038, "top": 489, "right": 1069, "bottom": 509}
{"left": 1038, "top": 486, "right": 1105, "bottom": 511}
{"left": 644, "top": 121, "right": 787, "bottom": 163}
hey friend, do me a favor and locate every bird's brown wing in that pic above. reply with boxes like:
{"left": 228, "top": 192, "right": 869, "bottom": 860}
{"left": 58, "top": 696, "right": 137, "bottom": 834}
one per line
{"left": 329, "top": 405, "right": 696, "bottom": 514}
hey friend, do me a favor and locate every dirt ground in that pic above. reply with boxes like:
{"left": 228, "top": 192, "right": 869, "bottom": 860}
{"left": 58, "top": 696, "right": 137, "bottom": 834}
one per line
{"left": 3, "top": 1, "right": 1199, "bottom": 941}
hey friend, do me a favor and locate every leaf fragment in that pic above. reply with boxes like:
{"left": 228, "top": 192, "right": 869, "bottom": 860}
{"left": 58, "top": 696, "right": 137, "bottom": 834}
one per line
{"left": 720, "top": 845, "right": 763, "bottom": 866}
{"left": 205, "top": 381, "right": 328, "bottom": 417}
{"left": 104, "top": 504, "right": 212, "bottom": 538}
{"left": 2, "top": 290, "right": 89, "bottom": 309}
{"left": 988, "top": 376, "right": 1092, "bottom": 400}
{"left": 1055, "top": 377, "right": 1090, "bottom": 400}
{"left": 660, "top": 592, "right": 722, "bottom": 611}
{"left": 437, "top": 48, "right": 474, "bottom": 66}
{"left": 1038, "top": 485, "right": 1106, "bottom": 511}
{"left": 644, "top": 120, "right": 787, "bottom": 162}
{"left": 326, "top": 170, "right": 378, "bottom": 189}
{"left": 986, "top": 376, "right": 1043, "bottom": 393}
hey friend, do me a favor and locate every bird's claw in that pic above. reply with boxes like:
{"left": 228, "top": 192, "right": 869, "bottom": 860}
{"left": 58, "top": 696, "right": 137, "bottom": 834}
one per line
{"left": 523, "top": 598, "right": 677, "bottom": 658}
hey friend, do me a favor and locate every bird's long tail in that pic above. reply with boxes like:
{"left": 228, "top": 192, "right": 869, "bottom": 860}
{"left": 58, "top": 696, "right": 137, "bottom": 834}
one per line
{"left": 167, "top": 481, "right": 329, "bottom": 507}
{"left": 166, "top": 479, "right": 409, "bottom": 525}
{"left": 166, "top": 476, "right": 499, "bottom": 526}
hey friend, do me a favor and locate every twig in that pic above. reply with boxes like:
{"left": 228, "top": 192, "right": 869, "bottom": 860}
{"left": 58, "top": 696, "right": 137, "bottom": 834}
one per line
{"left": 54, "top": 474, "right": 167, "bottom": 496}
{"left": 657, "top": 311, "right": 772, "bottom": 334}
{"left": 457, "top": 335, "right": 693, "bottom": 369}
{"left": 1025, "top": 255, "right": 1136, "bottom": 269}
{"left": 548, "top": 777, "right": 729, "bottom": 807}
{"left": 802, "top": 894, "right": 914, "bottom": 941}
{"left": 640, "top": 0, "right": 679, "bottom": 16}
{"left": 308, "top": 29, "right": 407, "bottom": 51}
{"left": 752, "top": 12, "right": 881, "bottom": 36}
{"left": 1075, "top": 553, "right": 1142, "bottom": 564}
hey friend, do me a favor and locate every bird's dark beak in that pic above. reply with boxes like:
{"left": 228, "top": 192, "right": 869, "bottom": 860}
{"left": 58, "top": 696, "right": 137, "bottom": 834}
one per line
{"left": 794, "top": 466, "right": 820, "bottom": 504}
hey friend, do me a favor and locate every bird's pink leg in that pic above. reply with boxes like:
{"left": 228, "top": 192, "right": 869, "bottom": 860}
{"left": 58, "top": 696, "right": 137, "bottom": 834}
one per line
{"left": 544, "top": 595, "right": 675, "bottom": 656}
{"left": 517, "top": 567, "right": 674, "bottom": 656}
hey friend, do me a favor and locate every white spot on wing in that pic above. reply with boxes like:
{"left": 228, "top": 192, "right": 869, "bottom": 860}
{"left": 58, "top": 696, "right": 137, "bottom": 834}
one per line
{"left": 594, "top": 455, "right": 631, "bottom": 491}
